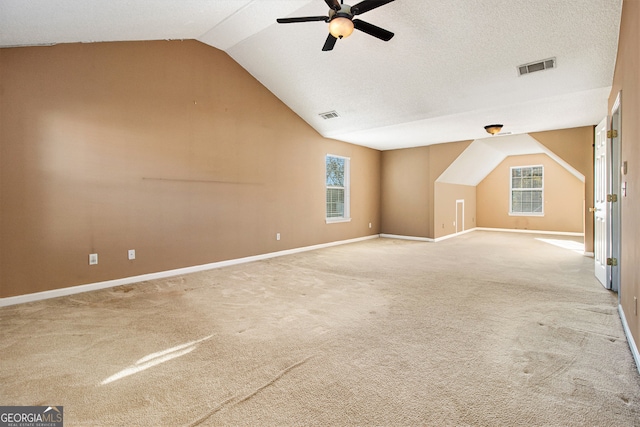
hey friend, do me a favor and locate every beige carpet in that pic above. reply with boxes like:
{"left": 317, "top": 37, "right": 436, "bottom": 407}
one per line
{"left": 1, "top": 231, "right": 639, "bottom": 426}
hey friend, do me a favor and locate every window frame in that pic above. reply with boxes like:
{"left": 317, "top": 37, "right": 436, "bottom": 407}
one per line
{"left": 325, "top": 154, "right": 351, "bottom": 224}
{"left": 509, "top": 165, "right": 544, "bottom": 216}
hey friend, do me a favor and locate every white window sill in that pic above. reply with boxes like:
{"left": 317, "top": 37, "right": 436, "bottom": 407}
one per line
{"left": 509, "top": 212, "right": 544, "bottom": 217}
{"left": 326, "top": 218, "right": 352, "bottom": 224}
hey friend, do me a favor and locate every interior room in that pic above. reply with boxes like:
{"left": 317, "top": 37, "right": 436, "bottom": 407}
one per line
{"left": 1, "top": 0, "right": 639, "bottom": 425}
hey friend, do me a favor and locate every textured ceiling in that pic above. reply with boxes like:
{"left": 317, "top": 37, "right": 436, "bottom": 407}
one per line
{"left": 0, "top": 0, "right": 623, "bottom": 151}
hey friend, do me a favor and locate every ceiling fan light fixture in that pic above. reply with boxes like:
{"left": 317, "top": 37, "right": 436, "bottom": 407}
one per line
{"left": 484, "top": 124, "right": 503, "bottom": 135}
{"left": 329, "top": 16, "right": 354, "bottom": 39}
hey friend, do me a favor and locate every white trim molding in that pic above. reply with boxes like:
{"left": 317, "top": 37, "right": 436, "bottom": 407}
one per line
{"left": 434, "top": 228, "right": 476, "bottom": 242}
{"left": 379, "top": 234, "right": 434, "bottom": 242}
{"left": 619, "top": 304, "right": 640, "bottom": 375}
{"left": 475, "top": 227, "right": 584, "bottom": 237}
{"left": 0, "top": 234, "right": 379, "bottom": 307}
{"left": 325, "top": 218, "right": 352, "bottom": 224}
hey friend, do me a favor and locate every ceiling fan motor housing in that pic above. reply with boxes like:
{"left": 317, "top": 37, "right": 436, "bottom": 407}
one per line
{"left": 329, "top": 4, "right": 353, "bottom": 19}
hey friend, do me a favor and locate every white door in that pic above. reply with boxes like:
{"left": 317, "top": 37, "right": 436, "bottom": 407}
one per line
{"left": 593, "top": 118, "right": 608, "bottom": 288}
{"left": 610, "top": 94, "right": 622, "bottom": 293}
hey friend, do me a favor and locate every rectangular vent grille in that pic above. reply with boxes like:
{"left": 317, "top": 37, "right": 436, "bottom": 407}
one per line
{"left": 518, "top": 57, "right": 556, "bottom": 76}
{"left": 319, "top": 110, "right": 340, "bottom": 120}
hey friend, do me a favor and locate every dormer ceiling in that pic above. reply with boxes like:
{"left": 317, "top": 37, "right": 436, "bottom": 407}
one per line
{"left": 0, "top": 0, "right": 622, "bottom": 151}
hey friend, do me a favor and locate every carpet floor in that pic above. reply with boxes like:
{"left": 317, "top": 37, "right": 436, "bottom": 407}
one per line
{"left": 1, "top": 231, "right": 639, "bottom": 426}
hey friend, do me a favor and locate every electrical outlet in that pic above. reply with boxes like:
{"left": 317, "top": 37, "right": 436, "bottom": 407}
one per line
{"left": 89, "top": 253, "right": 98, "bottom": 265}
{"left": 276, "top": 233, "right": 280, "bottom": 241}
{"left": 128, "top": 249, "right": 136, "bottom": 260}
{"left": 635, "top": 296, "right": 637, "bottom": 316}
{"left": 369, "top": 222, "right": 372, "bottom": 229}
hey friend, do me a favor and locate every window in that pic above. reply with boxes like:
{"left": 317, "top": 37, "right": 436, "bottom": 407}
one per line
{"left": 326, "top": 155, "right": 350, "bottom": 222}
{"left": 510, "top": 165, "right": 543, "bottom": 215}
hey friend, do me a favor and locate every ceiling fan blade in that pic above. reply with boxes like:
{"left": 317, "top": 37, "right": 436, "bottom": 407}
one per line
{"left": 353, "top": 19, "right": 394, "bottom": 41}
{"left": 351, "top": 0, "right": 395, "bottom": 15}
{"left": 277, "top": 16, "right": 329, "bottom": 23}
{"left": 325, "top": 0, "right": 341, "bottom": 11}
{"left": 322, "top": 34, "right": 338, "bottom": 51}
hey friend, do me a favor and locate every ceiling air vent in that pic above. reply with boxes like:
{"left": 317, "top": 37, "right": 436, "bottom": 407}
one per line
{"left": 319, "top": 110, "right": 340, "bottom": 120}
{"left": 518, "top": 57, "right": 556, "bottom": 76}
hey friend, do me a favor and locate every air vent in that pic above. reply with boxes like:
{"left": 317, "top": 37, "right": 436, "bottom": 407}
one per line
{"left": 518, "top": 57, "right": 556, "bottom": 76}
{"left": 319, "top": 110, "right": 340, "bottom": 120}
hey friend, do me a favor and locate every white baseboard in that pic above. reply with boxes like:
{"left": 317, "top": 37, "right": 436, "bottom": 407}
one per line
{"left": 382, "top": 227, "right": 572, "bottom": 243}
{"left": 619, "top": 304, "right": 640, "bottom": 375}
{"left": 379, "top": 234, "right": 434, "bottom": 242}
{"left": 434, "top": 228, "right": 477, "bottom": 242}
{"left": 0, "top": 234, "right": 379, "bottom": 307}
{"left": 475, "top": 227, "right": 584, "bottom": 237}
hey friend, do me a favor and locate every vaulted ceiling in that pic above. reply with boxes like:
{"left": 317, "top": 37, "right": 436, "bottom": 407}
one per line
{"left": 0, "top": 0, "right": 622, "bottom": 150}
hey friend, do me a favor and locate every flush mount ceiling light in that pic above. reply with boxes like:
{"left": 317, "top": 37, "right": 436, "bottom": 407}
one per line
{"left": 484, "top": 124, "right": 503, "bottom": 135}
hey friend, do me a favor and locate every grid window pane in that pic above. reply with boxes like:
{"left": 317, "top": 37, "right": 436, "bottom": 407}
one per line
{"left": 326, "top": 188, "right": 344, "bottom": 218}
{"left": 510, "top": 166, "right": 543, "bottom": 215}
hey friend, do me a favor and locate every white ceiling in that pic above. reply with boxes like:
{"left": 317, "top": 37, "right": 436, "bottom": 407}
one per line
{"left": 0, "top": 0, "right": 623, "bottom": 151}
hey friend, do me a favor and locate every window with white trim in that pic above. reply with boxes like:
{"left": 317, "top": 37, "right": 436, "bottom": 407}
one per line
{"left": 326, "top": 155, "right": 350, "bottom": 222}
{"left": 510, "top": 165, "right": 543, "bottom": 215}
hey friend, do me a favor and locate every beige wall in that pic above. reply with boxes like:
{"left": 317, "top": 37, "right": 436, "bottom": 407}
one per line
{"left": 381, "top": 134, "right": 591, "bottom": 240}
{"left": 434, "top": 183, "right": 477, "bottom": 238}
{"left": 610, "top": 0, "right": 640, "bottom": 354}
{"left": 427, "top": 141, "right": 473, "bottom": 238}
{"left": 530, "top": 127, "right": 595, "bottom": 251}
{"left": 380, "top": 141, "right": 471, "bottom": 239}
{"left": 0, "top": 41, "right": 381, "bottom": 298}
{"left": 477, "top": 154, "right": 584, "bottom": 233}
{"left": 380, "top": 147, "right": 430, "bottom": 237}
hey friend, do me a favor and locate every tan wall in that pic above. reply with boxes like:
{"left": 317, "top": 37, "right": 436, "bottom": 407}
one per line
{"left": 530, "top": 127, "right": 595, "bottom": 251}
{"left": 427, "top": 141, "right": 473, "bottom": 237}
{"left": 380, "top": 147, "right": 430, "bottom": 237}
{"left": 380, "top": 140, "right": 471, "bottom": 239}
{"left": 610, "top": 0, "right": 640, "bottom": 353}
{"left": 0, "top": 41, "right": 381, "bottom": 298}
{"left": 434, "top": 183, "right": 477, "bottom": 238}
{"left": 477, "top": 153, "right": 584, "bottom": 233}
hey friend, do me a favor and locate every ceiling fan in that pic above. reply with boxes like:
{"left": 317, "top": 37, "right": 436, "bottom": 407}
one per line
{"left": 276, "top": 0, "right": 395, "bottom": 51}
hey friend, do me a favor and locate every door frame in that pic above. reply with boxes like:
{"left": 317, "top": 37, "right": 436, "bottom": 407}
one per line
{"left": 593, "top": 118, "right": 608, "bottom": 288}
{"left": 610, "top": 92, "right": 622, "bottom": 293}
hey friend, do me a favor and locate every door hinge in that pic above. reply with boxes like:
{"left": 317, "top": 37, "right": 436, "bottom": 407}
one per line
{"left": 607, "top": 257, "right": 618, "bottom": 266}
{"left": 607, "top": 194, "right": 618, "bottom": 202}
{"left": 607, "top": 129, "right": 618, "bottom": 138}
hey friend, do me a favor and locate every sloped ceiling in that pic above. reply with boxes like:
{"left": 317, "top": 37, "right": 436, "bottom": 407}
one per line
{"left": 0, "top": 0, "right": 622, "bottom": 151}
{"left": 436, "top": 134, "right": 585, "bottom": 186}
